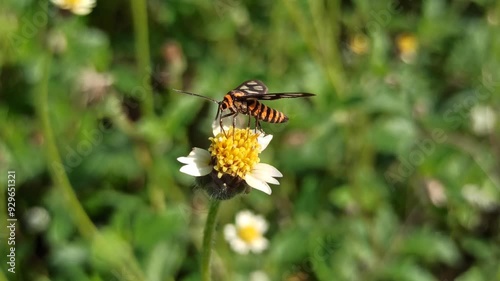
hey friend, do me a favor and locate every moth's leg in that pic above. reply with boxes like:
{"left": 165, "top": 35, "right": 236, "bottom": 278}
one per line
{"left": 220, "top": 111, "right": 237, "bottom": 137}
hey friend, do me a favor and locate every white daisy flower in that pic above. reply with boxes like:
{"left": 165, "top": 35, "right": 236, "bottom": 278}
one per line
{"left": 177, "top": 121, "right": 282, "bottom": 199}
{"left": 470, "top": 105, "right": 496, "bottom": 135}
{"left": 51, "top": 0, "right": 96, "bottom": 15}
{"left": 223, "top": 210, "right": 269, "bottom": 254}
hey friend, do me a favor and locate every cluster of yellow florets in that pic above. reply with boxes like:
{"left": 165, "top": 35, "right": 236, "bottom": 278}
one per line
{"left": 208, "top": 128, "right": 261, "bottom": 179}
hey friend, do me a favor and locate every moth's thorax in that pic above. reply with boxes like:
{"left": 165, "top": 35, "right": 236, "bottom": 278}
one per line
{"left": 221, "top": 91, "right": 248, "bottom": 112}
{"left": 231, "top": 90, "right": 246, "bottom": 98}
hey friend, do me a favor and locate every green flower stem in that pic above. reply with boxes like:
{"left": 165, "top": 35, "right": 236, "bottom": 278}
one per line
{"left": 130, "top": 0, "right": 154, "bottom": 117}
{"left": 37, "top": 54, "right": 97, "bottom": 240}
{"left": 201, "top": 199, "right": 221, "bottom": 281}
{"left": 130, "top": 0, "right": 168, "bottom": 211}
{"left": 37, "top": 54, "right": 146, "bottom": 281}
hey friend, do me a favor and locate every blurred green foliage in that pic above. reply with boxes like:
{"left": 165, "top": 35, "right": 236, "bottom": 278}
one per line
{"left": 1, "top": 0, "right": 500, "bottom": 280}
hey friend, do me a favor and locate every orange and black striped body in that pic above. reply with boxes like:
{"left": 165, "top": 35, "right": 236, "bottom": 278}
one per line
{"left": 246, "top": 99, "right": 288, "bottom": 123}
{"left": 174, "top": 80, "right": 314, "bottom": 132}
{"left": 221, "top": 90, "right": 288, "bottom": 124}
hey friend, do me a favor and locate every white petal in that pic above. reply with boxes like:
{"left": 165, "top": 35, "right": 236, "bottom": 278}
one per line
{"left": 177, "top": 156, "right": 194, "bottom": 164}
{"left": 257, "top": 134, "right": 273, "bottom": 152}
{"left": 245, "top": 174, "right": 272, "bottom": 195}
{"left": 250, "top": 237, "right": 268, "bottom": 253}
{"left": 249, "top": 163, "right": 283, "bottom": 186}
{"left": 179, "top": 164, "right": 212, "bottom": 176}
{"left": 212, "top": 117, "right": 237, "bottom": 136}
{"left": 223, "top": 224, "right": 237, "bottom": 240}
{"left": 177, "top": 148, "right": 212, "bottom": 176}
{"left": 177, "top": 148, "right": 211, "bottom": 164}
{"left": 235, "top": 210, "right": 254, "bottom": 227}
{"left": 212, "top": 120, "right": 222, "bottom": 136}
{"left": 230, "top": 239, "right": 250, "bottom": 254}
{"left": 250, "top": 169, "right": 280, "bottom": 185}
{"left": 253, "top": 163, "right": 283, "bottom": 178}
{"left": 254, "top": 216, "right": 268, "bottom": 233}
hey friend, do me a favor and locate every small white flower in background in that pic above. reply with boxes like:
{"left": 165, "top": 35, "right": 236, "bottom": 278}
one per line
{"left": 424, "top": 179, "right": 447, "bottom": 207}
{"left": 51, "top": 0, "right": 96, "bottom": 15}
{"left": 177, "top": 120, "right": 282, "bottom": 199}
{"left": 47, "top": 30, "right": 67, "bottom": 54}
{"left": 470, "top": 105, "right": 496, "bottom": 135}
{"left": 250, "top": 270, "right": 270, "bottom": 281}
{"left": 224, "top": 210, "right": 269, "bottom": 254}
{"left": 462, "top": 184, "right": 498, "bottom": 211}
{"left": 24, "top": 207, "right": 51, "bottom": 234}
{"left": 78, "top": 68, "right": 114, "bottom": 105}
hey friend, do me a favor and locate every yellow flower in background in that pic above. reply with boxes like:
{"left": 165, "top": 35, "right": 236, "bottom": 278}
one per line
{"left": 224, "top": 210, "right": 269, "bottom": 254}
{"left": 348, "top": 33, "right": 369, "bottom": 55}
{"left": 177, "top": 121, "right": 283, "bottom": 200}
{"left": 396, "top": 33, "right": 419, "bottom": 63}
{"left": 51, "top": 0, "right": 96, "bottom": 15}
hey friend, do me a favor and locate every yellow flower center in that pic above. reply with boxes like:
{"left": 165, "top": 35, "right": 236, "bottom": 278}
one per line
{"left": 208, "top": 127, "right": 261, "bottom": 179}
{"left": 397, "top": 34, "right": 418, "bottom": 55}
{"left": 349, "top": 34, "right": 369, "bottom": 55}
{"left": 238, "top": 225, "right": 260, "bottom": 243}
{"left": 61, "top": 0, "right": 82, "bottom": 8}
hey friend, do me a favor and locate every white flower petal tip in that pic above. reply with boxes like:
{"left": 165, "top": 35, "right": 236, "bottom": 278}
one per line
{"left": 253, "top": 163, "right": 283, "bottom": 178}
{"left": 250, "top": 237, "right": 269, "bottom": 253}
{"left": 177, "top": 148, "right": 211, "bottom": 164}
{"left": 235, "top": 211, "right": 254, "bottom": 226}
{"left": 211, "top": 118, "right": 241, "bottom": 136}
{"left": 177, "top": 148, "right": 212, "bottom": 177}
{"left": 224, "top": 225, "right": 237, "bottom": 240}
{"left": 243, "top": 163, "right": 283, "bottom": 194}
{"left": 245, "top": 174, "right": 272, "bottom": 195}
{"left": 258, "top": 134, "right": 273, "bottom": 151}
{"left": 179, "top": 165, "right": 211, "bottom": 177}
{"left": 211, "top": 120, "right": 222, "bottom": 136}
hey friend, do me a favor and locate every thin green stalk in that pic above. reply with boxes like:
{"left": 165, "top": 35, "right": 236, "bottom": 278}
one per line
{"left": 37, "top": 55, "right": 147, "bottom": 281}
{"left": 130, "top": 0, "right": 154, "bottom": 117}
{"left": 37, "top": 54, "right": 97, "bottom": 240}
{"left": 130, "top": 0, "right": 167, "bottom": 211}
{"left": 309, "top": 0, "right": 345, "bottom": 96}
{"left": 282, "top": 0, "right": 345, "bottom": 97}
{"left": 201, "top": 199, "right": 221, "bottom": 281}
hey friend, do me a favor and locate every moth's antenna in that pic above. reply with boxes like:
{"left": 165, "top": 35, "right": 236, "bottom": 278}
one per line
{"left": 172, "top": 89, "right": 220, "bottom": 104}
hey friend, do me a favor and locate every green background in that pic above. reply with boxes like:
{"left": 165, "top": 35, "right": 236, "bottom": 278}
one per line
{"left": 1, "top": 0, "right": 499, "bottom": 280}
